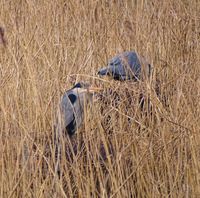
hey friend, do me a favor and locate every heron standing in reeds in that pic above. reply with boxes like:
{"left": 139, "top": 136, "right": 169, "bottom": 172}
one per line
{"left": 54, "top": 82, "right": 102, "bottom": 178}
{"left": 55, "top": 82, "right": 102, "bottom": 136}
{"left": 97, "top": 51, "right": 153, "bottom": 125}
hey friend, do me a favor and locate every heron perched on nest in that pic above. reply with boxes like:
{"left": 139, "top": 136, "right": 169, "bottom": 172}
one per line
{"left": 55, "top": 82, "right": 102, "bottom": 136}
{"left": 97, "top": 51, "right": 154, "bottom": 128}
{"left": 98, "top": 51, "right": 152, "bottom": 81}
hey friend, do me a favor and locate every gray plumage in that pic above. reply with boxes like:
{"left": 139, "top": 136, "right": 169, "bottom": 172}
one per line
{"left": 98, "top": 51, "right": 152, "bottom": 81}
{"left": 55, "top": 82, "right": 93, "bottom": 136}
{"left": 54, "top": 82, "right": 101, "bottom": 179}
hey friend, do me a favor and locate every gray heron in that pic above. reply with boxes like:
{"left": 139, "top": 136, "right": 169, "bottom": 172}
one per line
{"left": 98, "top": 51, "right": 152, "bottom": 81}
{"left": 55, "top": 82, "right": 101, "bottom": 136}
{"left": 53, "top": 82, "right": 102, "bottom": 178}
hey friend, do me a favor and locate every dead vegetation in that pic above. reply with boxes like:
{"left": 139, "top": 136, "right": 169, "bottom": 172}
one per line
{"left": 0, "top": 0, "right": 199, "bottom": 197}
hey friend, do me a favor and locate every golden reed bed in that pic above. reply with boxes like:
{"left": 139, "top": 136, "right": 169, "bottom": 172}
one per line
{"left": 0, "top": 0, "right": 199, "bottom": 197}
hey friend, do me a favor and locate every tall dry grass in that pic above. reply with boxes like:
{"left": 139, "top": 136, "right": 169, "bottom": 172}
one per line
{"left": 0, "top": 0, "right": 200, "bottom": 197}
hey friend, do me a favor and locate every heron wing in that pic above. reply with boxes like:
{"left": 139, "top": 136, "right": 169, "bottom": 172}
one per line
{"left": 108, "top": 53, "right": 128, "bottom": 80}
{"left": 98, "top": 67, "right": 109, "bottom": 76}
{"left": 65, "top": 113, "right": 76, "bottom": 136}
{"left": 127, "top": 51, "right": 141, "bottom": 78}
{"left": 72, "top": 91, "right": 85, "bottom": 128}
{"left": 109, "top": 51, "right": 142, "bottom": 80}
{"left": 61, "top": 90, "right": 85, "bottom": 130}
{"left": 60, "top": 92, "right": 76, "bottom": 127}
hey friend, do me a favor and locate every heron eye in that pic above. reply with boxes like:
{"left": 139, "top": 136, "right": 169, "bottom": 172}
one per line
{"left": 73, "top": 83, "right": 82, "bottom": 88}
{"left": 68, "top": 94, "right": 77, "bottom": 104}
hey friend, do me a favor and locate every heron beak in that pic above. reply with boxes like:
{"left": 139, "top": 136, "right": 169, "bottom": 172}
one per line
{"left": 97, "top": 67, "right": 109, "bottom": 76}
{"left": 88, "top": 87, "right": 103, "bottom": 93}
{"left": 78, "top": 87, "right": 103, "bottom": 94}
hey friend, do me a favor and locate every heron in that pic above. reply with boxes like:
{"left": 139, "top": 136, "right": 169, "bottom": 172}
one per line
{"left": 53, "top": 82, "right": 101, "bottom": 178}
{"left": 98, "top": 51, "right": 152, "bottom": 81}
{"left": 55, "top": 82, "right": 101, "bottom": 137}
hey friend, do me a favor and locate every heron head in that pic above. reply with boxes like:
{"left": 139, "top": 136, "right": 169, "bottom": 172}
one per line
{"left": 97, "top": 53, "right": 129, "bottom": 80}
{"left": 73, "top": 81, "right": 90, "bottom": 89}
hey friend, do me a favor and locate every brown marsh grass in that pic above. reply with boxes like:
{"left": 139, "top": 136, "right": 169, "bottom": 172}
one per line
{"left": 0, "top": 0, "right": 200, "bottom": 197}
